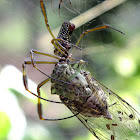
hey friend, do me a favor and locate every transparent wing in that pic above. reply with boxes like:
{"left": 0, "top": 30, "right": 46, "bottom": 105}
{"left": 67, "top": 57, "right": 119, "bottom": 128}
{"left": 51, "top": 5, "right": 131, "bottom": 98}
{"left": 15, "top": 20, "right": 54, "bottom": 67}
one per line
{"left": 66, "top": 79, "right": 140, "bottom": 140}
{"left": 101, "top": 81, "right": 140, "bottom": 136}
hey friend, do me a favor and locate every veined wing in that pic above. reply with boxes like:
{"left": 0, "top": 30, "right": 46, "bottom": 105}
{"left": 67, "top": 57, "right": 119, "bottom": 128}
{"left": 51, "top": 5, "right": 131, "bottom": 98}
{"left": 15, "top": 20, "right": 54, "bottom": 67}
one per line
{"left": 64, "top": 77, "right": 140, "bottom": 140}
{"left": 98, "top": 78, "right": 140, "bottom": 136}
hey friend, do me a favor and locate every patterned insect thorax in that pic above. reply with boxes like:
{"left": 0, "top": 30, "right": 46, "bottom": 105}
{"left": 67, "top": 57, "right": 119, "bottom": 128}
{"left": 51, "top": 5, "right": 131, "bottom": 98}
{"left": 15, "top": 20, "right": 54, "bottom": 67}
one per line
{"left": 54, "top": 21, "right": 75, "bottom": 56}
{"left": 51, "top": 60, "right": 111, "bottom": 119}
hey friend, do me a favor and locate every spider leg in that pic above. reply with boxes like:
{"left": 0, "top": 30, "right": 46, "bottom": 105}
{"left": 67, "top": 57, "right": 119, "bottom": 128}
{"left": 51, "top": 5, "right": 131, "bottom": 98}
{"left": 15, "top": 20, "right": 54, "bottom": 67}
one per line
{"left": 22, "top": 60, "right": 61, "bottom": 102}
{"left": 38, "top": 102, "right": 79, "bottom": 121}
{"left": 23, "top": 49, "right": 73, "bottom": 101}
{"left": 71, "top": 25, "right": 125, "bottom": 54}
{"left": 30, "top": 49, "right": 60, "bottom": 65}
{"left": 52, "top": 38, "right": 82, "bottom": 51}
{"left": 41, "top": 0, "right": 80, "bottom": 57}
{"left": 23, "top": 58, "right": 78, "bottom": 121}
{"left": 40, "top": 0, "right": 73, "bottom": 57}
{"left": 37, "top": 78, "right": 79, "bottom": 121}
{"left": 37, "top": 78, "right": 61, "bottom": 104}
{"left": 51, "top": 38, "right": 82, "bottom": 58}
{"left": 40, "top": 0, "right": 56, "bottom": 39}
{"left": 23, "top": 59, "right": 72, "bottom": 99}
{"left": 29, "top": 49, "right": 73, "bottom": 85}
{"left": 58, "top": 0, "right": 63, "bottom": 16}
{"left": 76, "top": 25, "right": 125, "bottom": 46}
{"left": 67, "top": 0, "right": 81, "bottom": 14}
{"left": 59, "top": 0, "right": 75, "bottom": 14}
{"left": 59, "top": 0, "right": 80, "bottom": 15}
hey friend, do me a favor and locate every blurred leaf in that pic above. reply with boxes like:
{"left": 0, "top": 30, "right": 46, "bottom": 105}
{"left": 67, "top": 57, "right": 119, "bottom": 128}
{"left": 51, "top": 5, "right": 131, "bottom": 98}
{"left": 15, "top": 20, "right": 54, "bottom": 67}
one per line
{"left": 0, "top": 111, "right": 11, "bottom": 139}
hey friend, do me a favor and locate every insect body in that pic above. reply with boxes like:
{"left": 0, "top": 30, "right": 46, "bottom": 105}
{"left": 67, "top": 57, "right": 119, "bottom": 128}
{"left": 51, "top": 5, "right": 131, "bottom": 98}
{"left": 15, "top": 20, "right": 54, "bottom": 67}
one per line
{"left": 22, "top": 0, "right": 140, "bottom": 140}
{"left": 51, "top": 58, "right": 140, "bottom": 140}
{"left": 51, "top": 60, "right": 111, "bottom": 119}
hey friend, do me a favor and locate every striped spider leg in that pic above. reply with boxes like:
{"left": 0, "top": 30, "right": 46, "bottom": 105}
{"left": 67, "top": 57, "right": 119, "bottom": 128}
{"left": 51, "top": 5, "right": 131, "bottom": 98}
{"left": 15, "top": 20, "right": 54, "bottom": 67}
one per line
{"left": 23, "top": 0, "right": 80, "bottom": 101}
{"left": 22, "top": 47, "right": 80, "bottom": 121}
{"left": 41, "top": 0, "right": 124, "bottom": 57}
{"left": 23, "top": 0, "right": 81, "bottom": 121}
{"left": 51, "top": 0, "right": 80, "bottom": 15}
{"left": 71, "top": 24, "right": 125, "bottom": 55}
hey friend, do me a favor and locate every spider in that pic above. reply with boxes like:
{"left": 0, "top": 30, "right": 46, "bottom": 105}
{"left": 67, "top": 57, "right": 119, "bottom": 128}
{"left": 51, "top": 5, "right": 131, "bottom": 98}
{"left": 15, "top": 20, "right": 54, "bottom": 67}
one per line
{"left": 22, "top": 0, "right": 140, "bottom": 139}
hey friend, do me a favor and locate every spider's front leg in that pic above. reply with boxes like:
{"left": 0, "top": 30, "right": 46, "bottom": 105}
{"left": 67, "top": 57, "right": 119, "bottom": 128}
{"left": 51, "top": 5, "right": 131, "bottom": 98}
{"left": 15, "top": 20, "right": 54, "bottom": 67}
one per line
{"left": 76, "top": 25, "right": 125, "bottom": 46}
{"left": 71, "top": 24, "right": 125, "bottom": 55}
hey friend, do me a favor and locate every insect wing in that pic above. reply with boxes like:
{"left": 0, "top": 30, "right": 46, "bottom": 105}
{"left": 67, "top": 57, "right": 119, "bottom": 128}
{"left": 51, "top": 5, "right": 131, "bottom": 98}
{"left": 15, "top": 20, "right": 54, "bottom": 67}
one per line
{"left": 68, "top": 108, "right": 131, "bottom": 140}
{"left": 101, "top": 81, "right": 140, "bottom": 136}
{"left": 66, "top": 78, "right": 140, "bottom": 140}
